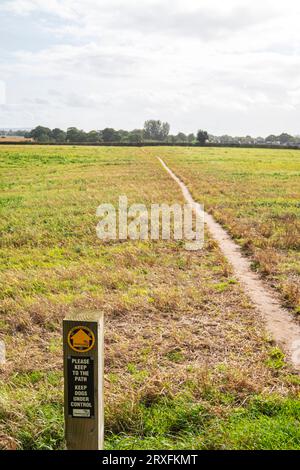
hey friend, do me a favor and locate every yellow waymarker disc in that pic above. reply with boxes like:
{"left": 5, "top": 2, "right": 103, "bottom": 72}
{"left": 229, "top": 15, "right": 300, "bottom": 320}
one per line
{"left": 67, "top": 326, "right": 95, "bottom": 352}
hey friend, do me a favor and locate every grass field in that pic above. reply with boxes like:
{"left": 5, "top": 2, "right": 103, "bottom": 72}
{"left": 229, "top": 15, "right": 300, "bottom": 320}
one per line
{"left": 0, "top": 145, "right": 300, "bottom": 450}
{"left": 156, "top": 147, "right": 300, "bottom": 316}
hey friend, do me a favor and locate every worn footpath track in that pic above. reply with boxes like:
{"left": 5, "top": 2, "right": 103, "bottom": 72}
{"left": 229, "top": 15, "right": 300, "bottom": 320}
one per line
{"left": 158, "top": 157, "right": 300, "bottom": 372}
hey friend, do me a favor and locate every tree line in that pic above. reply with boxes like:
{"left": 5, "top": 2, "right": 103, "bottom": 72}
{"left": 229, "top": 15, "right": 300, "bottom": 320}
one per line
{"left": 209, "top": 132, "right": 300, "bottom": 146}
{"left": 1, "top": 121, "right": 298, "bottom": 146}
{"left": 11, "top": 121, "right": 208, "bottom": 144}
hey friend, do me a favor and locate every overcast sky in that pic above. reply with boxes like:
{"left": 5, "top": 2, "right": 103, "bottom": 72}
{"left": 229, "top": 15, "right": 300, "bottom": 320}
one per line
{"left": 1, "top": 0, "right": 300, "bottom": 135}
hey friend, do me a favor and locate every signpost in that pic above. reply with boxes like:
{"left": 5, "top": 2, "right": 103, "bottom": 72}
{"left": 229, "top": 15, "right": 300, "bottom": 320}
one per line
{"left": 63, "top": 311, "right": 104, "bottom": 450}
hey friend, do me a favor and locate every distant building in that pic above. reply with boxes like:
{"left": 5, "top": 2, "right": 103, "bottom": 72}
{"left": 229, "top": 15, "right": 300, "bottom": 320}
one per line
{"left": 0, "top": 136, "right": 33, "bottom": 142}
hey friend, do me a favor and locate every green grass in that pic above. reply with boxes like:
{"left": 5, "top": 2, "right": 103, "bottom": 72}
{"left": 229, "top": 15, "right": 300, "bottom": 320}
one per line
{"left": 1, "top": 371, "right": 299, "bottom": 450}
{"left": 0, "top": 371, "right": 64, "bottom": 450}
{"left": 0, "top": 145, "right": 299, "bottom": 450}
{"left": 105, "top": 393, "right": 300, "bottom": 450}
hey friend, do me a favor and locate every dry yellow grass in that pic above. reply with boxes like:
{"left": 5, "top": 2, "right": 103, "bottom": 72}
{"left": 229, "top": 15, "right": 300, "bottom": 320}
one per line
{"left": 154, "top": 147, "right": 300, "bottom": 315}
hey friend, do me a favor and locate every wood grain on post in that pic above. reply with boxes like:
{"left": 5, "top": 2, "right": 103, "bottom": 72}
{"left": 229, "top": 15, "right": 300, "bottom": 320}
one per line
{"left": 63, "top": 311, "right": 104, "bottom": 450}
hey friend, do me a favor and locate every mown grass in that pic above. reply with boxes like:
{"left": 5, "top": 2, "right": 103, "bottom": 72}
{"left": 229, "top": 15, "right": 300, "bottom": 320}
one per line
{"left": 157, "top": 147, "right": 300, "bottom": 315}
{"left": 0, "top": 145, "right": 299, "bottom": 450}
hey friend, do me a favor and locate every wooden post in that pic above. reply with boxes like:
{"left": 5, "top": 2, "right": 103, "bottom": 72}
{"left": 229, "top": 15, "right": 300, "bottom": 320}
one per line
{"left": 63, "top": 311, "right": 104, "bottom": 450}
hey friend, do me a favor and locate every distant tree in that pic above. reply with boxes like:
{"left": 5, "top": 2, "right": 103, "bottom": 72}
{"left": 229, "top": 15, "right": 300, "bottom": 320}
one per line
{"left": 265, "top": 134, "right": 277, "bottom": 143}
{"left": 118, "top": 130, "right": 129, "bottom": 142}
{"left": 278, "top": 133, "right": 294, "bottom": 144}
{"left": 175, "top": 132, "right": 187, "bottom": 143}
{"left": 0, "top": 129, "right": 29, "bottom": 137}
{"left": 208, "top": 134, "right": 218, "bottom": 144}
{"left": 219, "top": 135, "right": 233, "bottom": 144}
{"left": 37, "top": 133, "right": 50, "bottom": 143}
{"left": 294, "top": 135, "right": 300, "bottom": 145}
{"left": 29, "top": 126, "right": 52, "bottom": 142}
{"left": 66, "top": 127, "right": 87, "bottom": 143}
{"left": 187, "top": 133, "right": 195, "bottom": 143}
{"left": 128, "top": 129, "right": 143, "bottom": 143}
{"left": 51, "top": 128, "right": 66, "bottom": 143}
{"left": 86, "top": 130, "right": 100, "bottom": 143}
{"left": 167, "top": 135, "right": 177, "bottom": 144}
{"left": 143, "top": 120, "right": 170, "bottom": 141}
{"left": 101, "top": 128, "right": 120, "bottom": 142}
{"left": 7, "top": 129, "right": 27, "bottom": 137}
{"left": 196, "top": 130, "right": 208, "bottom": 145}
{"left": 244, "top": 135, "right": 254, "bottom": 144}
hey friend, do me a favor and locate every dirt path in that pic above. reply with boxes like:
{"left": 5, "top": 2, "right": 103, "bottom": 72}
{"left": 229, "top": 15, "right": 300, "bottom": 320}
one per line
{"left": 158, "top": 157, "right": 300, "bottom": 372}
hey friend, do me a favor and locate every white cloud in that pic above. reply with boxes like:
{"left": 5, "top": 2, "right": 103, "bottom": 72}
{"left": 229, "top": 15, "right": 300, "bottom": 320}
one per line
{"left": 2, "top": 0, "right": 78, "bottom": 19}
{"left": 1, "top": 0, "right": 300, "bottom": 134}
{"left": 0, "top": 81, "right": 6, "bottom": 104}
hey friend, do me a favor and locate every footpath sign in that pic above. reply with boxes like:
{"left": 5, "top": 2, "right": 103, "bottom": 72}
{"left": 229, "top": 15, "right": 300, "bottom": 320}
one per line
{"left": 63, "top": 312, "right": 104, "bottom": 450}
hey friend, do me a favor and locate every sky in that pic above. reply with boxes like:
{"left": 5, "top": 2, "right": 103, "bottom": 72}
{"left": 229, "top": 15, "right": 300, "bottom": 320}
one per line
{"left": 1, "top": 0, "right": 300, "bottom": 136}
